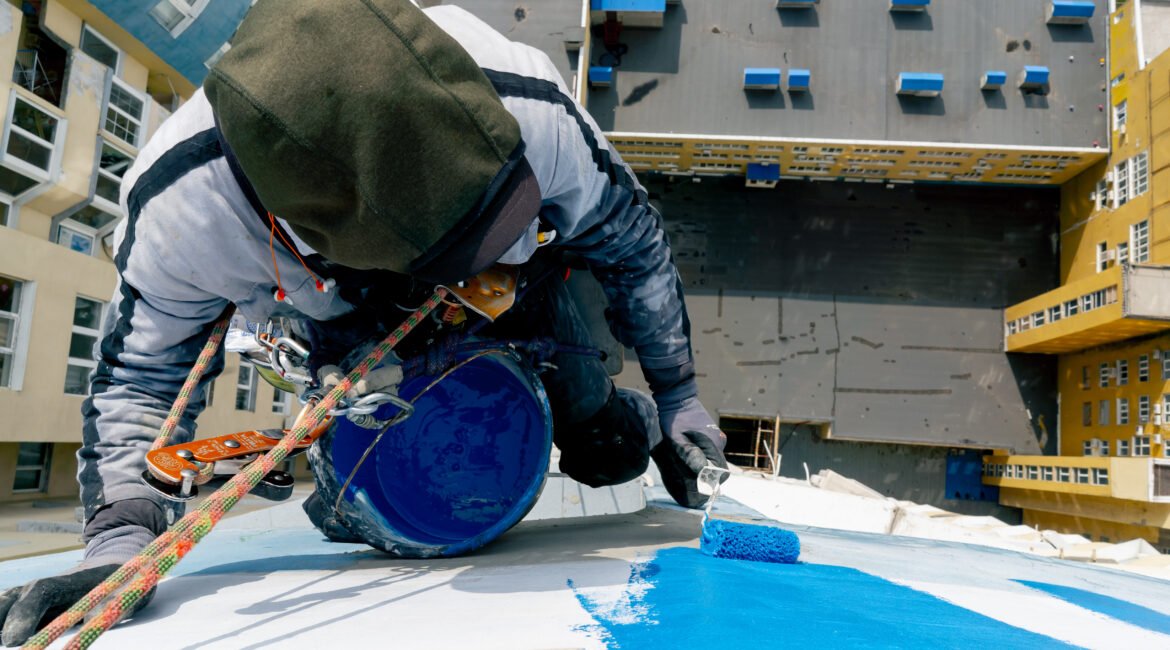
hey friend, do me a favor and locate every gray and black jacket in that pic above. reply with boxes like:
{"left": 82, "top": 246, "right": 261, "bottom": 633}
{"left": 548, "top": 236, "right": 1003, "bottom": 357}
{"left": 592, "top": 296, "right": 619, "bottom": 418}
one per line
{"left": 79, "top": 6, "right": 695, "bottom": 521}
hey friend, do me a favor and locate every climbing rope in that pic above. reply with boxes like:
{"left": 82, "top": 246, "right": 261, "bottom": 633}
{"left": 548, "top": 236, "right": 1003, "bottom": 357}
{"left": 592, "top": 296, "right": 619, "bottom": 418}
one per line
{"left": 24, "top": 288, "right": 449, "bottom": 650}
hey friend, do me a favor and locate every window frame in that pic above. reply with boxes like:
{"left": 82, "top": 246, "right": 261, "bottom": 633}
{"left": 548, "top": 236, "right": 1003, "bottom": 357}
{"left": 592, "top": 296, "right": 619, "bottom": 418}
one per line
{"left": 149, "top": 0, "right": 212, "bottom": 39}
{"left": 1115, "top": 159, "right": 1130, "bottom": 208}
{"left": 1131, "top": 219, "right": 1150, "bottom": 263}
{"left": 235, "top": 363, "right": 257, "bottom": 412}
{"left": 65, "top": 296, "right": 104, "bottom": 395}
{"left": 12, "top": 442, "right": 51, "bottom": 493}
{"left": 1118, "top": 397, "right": 1130, "bottom": 425}
{"left": 1118, "top": 359, "right": 1129, "bottom": 385}
{"left": 1139, "top": 395, "right": 1151, "bottom": 423}
{"left": 1099, "top": 399, "right": 1110, "bottom": 426}
{"left": 1134, "top": 435, "right": 1152, "bottom": 456}
{"left": 1139, "top": 354, "right": 1150, "bottom": 382}
{"left": 0, "top": 274, "right": 31, "bottom": 390}
{"left": 80, "top": 26, "right": 122, "bottom": 74}
{"left": 3, "top": 92, "right": 64, "bottom": 185}
{"left": 272, "top": 385, "right": 291, "bottom": 415}
{"left": 103, "top": 77, "right": 146, "bottom": 149}
{"left": 1114, "top": 99, "right": 1128, "bottom": 131}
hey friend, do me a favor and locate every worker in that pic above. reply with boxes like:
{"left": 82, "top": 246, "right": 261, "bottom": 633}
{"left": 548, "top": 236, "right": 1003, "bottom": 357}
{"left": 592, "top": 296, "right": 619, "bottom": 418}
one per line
{"left": 0, "top": 1, "right": 727, "bottom": 644}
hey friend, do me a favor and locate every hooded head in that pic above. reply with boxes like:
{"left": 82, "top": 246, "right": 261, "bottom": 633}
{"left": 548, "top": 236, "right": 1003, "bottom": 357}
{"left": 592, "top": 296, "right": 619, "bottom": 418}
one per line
{"left": 204, "top": 0, "right": 540, "bottom": 284}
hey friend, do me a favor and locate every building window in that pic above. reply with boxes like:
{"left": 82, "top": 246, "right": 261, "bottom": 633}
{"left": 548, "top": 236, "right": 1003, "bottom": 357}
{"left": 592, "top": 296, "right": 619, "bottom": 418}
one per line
{"left": 55, "top": 142, "right": 131, "bottom": 256}
{"left": 104, "top": 78, "right": 145, "bottom": 148}
{"left": 1057, "top": 467, "right": 1071, "bottom": 482}
{"left": 1075, "top": 467, "right": 1090, "bottom": 484}
{"left": 12, "top": 442, "right": 50, "bottom": 492}
{"left": 235, "top": 364, "right": 256, "bottom": 411}
{"left": 1096, "top": 241, "right": 1109, "bottom": 272}
{"left": 1048, "top": 306, "right": 1062, "bottom": 323}
{"left": 1065, "top": 299, "right": 1078, "bottom": 317}
{"left": 1134, "top": 435, "right": 1152, "bottom": 456}
{"left": 1099, "top": 399, "right": 1110, "bottom": 426}
{"left": 1095, "top": 177, "right": 1108, "bottom": 211}
{"left": 1083, "top": 401, "right": 1093, "bottom": 426}
{"left": 1117, "top": 242, "right": 1129, "bottom": 265}
{"left": 6, "top": 95, "right": 60, "bottom": 177}
{"left": 0, "top": 276, "right": 25, "bottom": 388}
{"left": 1119, "top": 439, "right": 1130, "bottom": 456}
{"left": 149, "top": 0, "right": 212, "bottom": 38}
{"left": 1114, "top": 99, "right": 1127, "bottom": 131}
{"left": 1041, "top": 466, "right": 1054, "bottom": 482}
{"left": 94, "top": 142, "right": 132, "bottom": 209}
{"left": 1118, "top": 397, "right": 1130, "bottom": 425}
{"left": 1118, "top": 359, "right": 1129, "bottom": 385}
{"left": 1139, "top": 395, "right": 1151, "bottom": 423}
{"left": 1007, "top": 320, "right": 1017, "bottom": 335}
{"left": 80, "top": 26, "right": 120, "bottom": 72}
{"left": 0, "top": 201, "right": 9, "bottom": 228}
{"left": 1133, "top": 152, "right": 1149, "bottom": 197}
{"left": 1032, "top": 311, "right": 1045, "bottom": 327}
{"left": 1131, "top": 220, "right": 1150, "bottom": 263}
{"left": 1093, "top": 468, "right": 1109, "bottom": 486}
{"left": 64, "top": 297, "right": 103, "bottom": 395}
{"left": 1115, "top": 159, "right": 1129, "bottom": 207}
{"left": 1026, "top": 466, "right": 1039, "bottom": 480}
{"left": 1082, "top": 440, "right": 1093, "bottom": 456}
{"left": 1081, "top": 365, "right": 1090, "bottom": 389}
{"left": 272, "top": 386, "right": 291, "bottom": 415}
{"left": 1164, "top": 354, "right": 1170, "bottom": 380}
{"left": 1100, "top": 439, "right": 1110, "bottom": 456}
{"left": 1100, "top": 362, "right": 1110, "bottom": 388}
{"left": 1139, "top": 355, "right": 1150, "bottom": 382}
{"left": 1082, "top": 294, "right": 1093, "bottom": 313}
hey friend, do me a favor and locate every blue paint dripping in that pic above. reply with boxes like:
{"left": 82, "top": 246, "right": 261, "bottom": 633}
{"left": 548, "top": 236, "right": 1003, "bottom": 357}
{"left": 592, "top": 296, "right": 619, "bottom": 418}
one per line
{"left": 572, "top": 548, "right": 1073, "bottom": 649}
{"left": 1015, "top": 580, "right": 1170, "bottom": 635}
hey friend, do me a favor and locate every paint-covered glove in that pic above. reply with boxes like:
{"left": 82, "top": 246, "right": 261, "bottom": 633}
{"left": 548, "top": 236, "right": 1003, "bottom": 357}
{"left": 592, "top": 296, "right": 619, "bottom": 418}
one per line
{"left": 317, "top": 363, "right": 403, "bottom": 398}
{"left": 652, "top": 393, "right": 729, "bottom": 509}
{"left": 0, "top": 500, "right": 162, "bottom": 646}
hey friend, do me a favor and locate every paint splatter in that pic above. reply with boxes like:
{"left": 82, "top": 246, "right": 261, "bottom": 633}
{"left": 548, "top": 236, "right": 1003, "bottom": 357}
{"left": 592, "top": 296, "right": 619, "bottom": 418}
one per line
{"left": 571, "top": 548, "right": 1073, "bottom": 649}
{"left": 1015, "top": 580, "right": 1170, "bottom": 635}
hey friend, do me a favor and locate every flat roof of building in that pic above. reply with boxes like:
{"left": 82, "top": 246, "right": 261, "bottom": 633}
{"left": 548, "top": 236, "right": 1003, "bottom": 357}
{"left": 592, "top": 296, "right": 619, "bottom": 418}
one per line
{"left": 586, "top": 0, "right": 1108, "bottom": 148}
{"left": 446, "top": 0, "right": 583, "bottom": 88}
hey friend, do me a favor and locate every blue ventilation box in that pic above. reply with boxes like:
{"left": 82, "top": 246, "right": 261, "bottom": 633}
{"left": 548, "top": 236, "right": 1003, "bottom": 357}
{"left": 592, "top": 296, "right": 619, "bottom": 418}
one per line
{"left": 788, "top": 68, "right": 811, "bottom": 91}
{"left": 981, "top": 70, "right": 1007, "bottom": 90}
{"left": 744, "top": 68, "right": 782, "bottom": 90}
{"left": 1047, "top": 1, "right": 1094, "bottom": 25}
{"left": 776, "top": 0, "right": 819, "bottom": 8}
{"left": 590, "top": 0, "right": 667, "bottom": 28}
{"left": 589, "top": 66, "right": 614, "bottom": 88}
{"left": 890, "top": 0, "right": 930, "bottom": 12}
{"left": 1019, "top": 66, "right": 1050, "bottom": 89}
{"left": 746, "top": 162, "right": 781, "bottom": 189}
{"left": 896, "top": 72, "right": 944, "bottom": 97}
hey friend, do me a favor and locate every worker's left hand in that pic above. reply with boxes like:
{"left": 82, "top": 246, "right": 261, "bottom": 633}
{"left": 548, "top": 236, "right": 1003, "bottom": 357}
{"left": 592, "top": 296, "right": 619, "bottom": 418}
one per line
{"left": 652, "top": 395, "right": 729, "bottom": 509}
{"left": 317, "top": 364, "right": 403, "bottom": 399}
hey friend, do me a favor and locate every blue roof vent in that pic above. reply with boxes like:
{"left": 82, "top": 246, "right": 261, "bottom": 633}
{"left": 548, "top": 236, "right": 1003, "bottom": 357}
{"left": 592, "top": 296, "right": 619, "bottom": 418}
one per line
{"left": 746, "top": 162, "right": 781, "bottom": 189}
{"left": 890, "top": 0, "right": 930, "bottom": 12}
{"left": 590, "top": 0, "right": 667, "bottom": 28}
{"left": 1019, "top": 66, "right": 1050, "bottom": 90}
{"left": 788, "top": 69, "right": 811, "bottom": 91}
{"left": 1047, "top": 1, "right": 1094, "bottom": 25}
{"left": 981, "top": 70, "right": 1007, "bottom": 90}
{"left": 896, "top": 72, "right": 944, "bottom": 97}
{"left": 744, "top": 68, "right": 782, "bottom": 90}
{"left": 776, "top": 0, "right": 819, "bottom": 8}
{"left": 589, "top": 66, "right": 614, "bottom": 88}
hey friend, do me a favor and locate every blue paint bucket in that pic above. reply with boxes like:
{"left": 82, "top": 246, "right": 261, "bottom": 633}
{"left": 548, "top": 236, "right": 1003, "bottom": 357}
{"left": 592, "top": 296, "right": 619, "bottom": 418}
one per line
{"left": 309, "top": 350, "right": 552, "bottom": 557}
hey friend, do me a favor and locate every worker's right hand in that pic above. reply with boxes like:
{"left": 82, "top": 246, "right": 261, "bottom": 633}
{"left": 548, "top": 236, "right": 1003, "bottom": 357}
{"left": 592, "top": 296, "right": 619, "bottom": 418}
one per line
{"left": 317, "top": 363, "right": 403, "bottom": 399}
{"left": 0, "top": 563, "right": 142, "bottom": 647}
{"left": 0, "top": 500, "right": 165, "bottom": 646}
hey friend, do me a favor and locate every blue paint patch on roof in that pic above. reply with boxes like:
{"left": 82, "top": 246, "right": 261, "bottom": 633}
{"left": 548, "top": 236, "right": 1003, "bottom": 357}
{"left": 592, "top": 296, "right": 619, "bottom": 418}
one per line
{"left": 1051, "top": 1, "right": 1095, "bottom": 19}
{"left": 1015, "top": 580, "right": 1170, "bottom": 635}
{"left": 591, "top": 0, "right": 667, "bottom": 11}
{"left": 746, "top": 163, "right": 782, "bottom": 182}
{"left": 573, "top": 547, "right": 1073, "bottom": 648}
{"left": 90, "top": 0, "right": 251, "bottom": 86}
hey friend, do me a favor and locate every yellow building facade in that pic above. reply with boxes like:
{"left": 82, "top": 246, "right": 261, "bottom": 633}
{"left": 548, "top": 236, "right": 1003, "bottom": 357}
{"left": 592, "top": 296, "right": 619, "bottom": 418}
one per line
{"left": 993, "top": 1, "right": 1170, "bottom": 550}
{"left": 0, "top": 1, "right": 285, "bottom": 503}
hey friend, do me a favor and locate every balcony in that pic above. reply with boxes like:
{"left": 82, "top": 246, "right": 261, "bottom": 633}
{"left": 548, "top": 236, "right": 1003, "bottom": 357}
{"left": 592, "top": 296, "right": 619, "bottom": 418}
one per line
{"left": 984, "top": 454, "right": 1170, "bottom": 503}
{"left": 1005, "top": 264, "right": 1170, "bottom": 353}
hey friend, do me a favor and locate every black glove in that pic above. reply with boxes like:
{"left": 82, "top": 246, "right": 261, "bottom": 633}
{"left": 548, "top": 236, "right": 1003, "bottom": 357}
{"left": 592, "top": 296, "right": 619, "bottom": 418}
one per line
{"left": 651, "top": 429, "right": 729, "bottom": 509}
{"left": 0, "top": 564, "right": 159, "bottom": 647}
{"left": 0, "top": 499, "right": 165, "bottom": 646}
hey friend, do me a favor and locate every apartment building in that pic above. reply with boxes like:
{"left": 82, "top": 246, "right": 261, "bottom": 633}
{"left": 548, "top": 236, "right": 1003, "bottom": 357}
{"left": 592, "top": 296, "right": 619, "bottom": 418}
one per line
{"left": 0, "top": 0, "right": 284, "bottom": 503}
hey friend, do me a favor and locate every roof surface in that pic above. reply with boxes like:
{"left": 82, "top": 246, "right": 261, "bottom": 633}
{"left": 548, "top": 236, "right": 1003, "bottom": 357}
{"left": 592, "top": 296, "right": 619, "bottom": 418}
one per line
{"left": 586, "top": 0, "right": 1108, "bottom": 147}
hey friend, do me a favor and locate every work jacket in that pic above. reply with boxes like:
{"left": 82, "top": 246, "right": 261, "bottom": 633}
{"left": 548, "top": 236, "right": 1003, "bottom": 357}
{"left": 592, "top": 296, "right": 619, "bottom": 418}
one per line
{"left": 79, "top": 6, "right": 694, "bottom": 520}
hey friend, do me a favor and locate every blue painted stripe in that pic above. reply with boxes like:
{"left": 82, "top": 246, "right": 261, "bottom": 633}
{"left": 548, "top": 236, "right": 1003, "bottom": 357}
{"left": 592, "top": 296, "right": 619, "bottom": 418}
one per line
{"left": 573, "top": 548, "right": 1073, "bottom": 648}
{"left": 1015, "top": 580, "right": 1170, "bottom": 635}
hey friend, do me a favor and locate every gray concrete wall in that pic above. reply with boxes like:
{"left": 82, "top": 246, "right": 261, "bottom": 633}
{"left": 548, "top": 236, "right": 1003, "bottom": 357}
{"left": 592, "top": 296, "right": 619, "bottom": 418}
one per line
{"left": 617, "top": 178, "right": 1060, "bottom": 455}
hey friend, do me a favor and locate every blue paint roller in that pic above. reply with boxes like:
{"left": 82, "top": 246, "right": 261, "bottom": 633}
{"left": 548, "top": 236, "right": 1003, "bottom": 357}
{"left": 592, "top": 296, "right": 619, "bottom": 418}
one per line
{"left": 696, "top": 466, "right": 801, "bottom": 564}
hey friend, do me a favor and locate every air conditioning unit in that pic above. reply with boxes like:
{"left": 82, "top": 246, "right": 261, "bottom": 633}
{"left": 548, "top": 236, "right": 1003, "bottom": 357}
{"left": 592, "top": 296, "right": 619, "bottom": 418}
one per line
{"left": 1104, "top": 249, "right": 1117, "bottom": 262}
{"left": 1137, "top": 424, "right": 1145, "bottom": 435}
{"left": 1106, "top": 170, "right": 1115, "bottom": 183}
{"left": 1120, "top": 123, "right": 1128, "bottom": 136}
{"left": 1108, "top": 367, "right": 1119, "bottom": 378}
{"left": 1155, "top": 434, "right": 1164, "bottom": 445}
{"left": 1155, "top": 414, "right": 1164, "bottom": 426}
{"left": 1155, "top": 403, "right": 1163, "bottom": 415}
